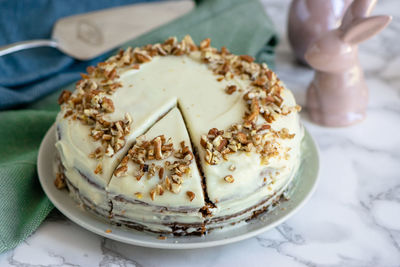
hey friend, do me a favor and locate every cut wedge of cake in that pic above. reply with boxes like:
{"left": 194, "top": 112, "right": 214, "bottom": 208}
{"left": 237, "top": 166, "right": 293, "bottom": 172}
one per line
{"left": 108, "top": 107, "right": 205, "bottom": 234}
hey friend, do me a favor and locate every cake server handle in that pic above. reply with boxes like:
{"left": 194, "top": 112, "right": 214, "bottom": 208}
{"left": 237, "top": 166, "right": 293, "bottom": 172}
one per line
{"left": 0, "top": 39, "right": 59, "bottom": 57}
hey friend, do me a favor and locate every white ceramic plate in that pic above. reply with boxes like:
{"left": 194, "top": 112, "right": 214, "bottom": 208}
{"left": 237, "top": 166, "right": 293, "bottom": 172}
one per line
{"left": 37, "top": 124, "right": 319, "bottom": 249}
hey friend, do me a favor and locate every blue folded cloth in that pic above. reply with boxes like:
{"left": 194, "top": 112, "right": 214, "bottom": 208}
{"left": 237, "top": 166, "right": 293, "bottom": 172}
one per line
{"left": 0, "top": 0, "right": 157, "bottom": 110}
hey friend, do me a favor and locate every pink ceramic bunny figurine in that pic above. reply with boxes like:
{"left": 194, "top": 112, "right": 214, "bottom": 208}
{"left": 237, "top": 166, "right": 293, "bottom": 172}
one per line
{"left": 288, "top": 0, "right": 353, "bottom": 65}
{"left": 305, "top": 0, "right": 391, "bottom": 127}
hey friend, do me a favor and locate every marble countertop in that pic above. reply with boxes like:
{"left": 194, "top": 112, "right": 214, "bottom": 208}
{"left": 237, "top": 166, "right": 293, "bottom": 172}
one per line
{"left": 1, "top": 0, "right": 399, "bottom": 266}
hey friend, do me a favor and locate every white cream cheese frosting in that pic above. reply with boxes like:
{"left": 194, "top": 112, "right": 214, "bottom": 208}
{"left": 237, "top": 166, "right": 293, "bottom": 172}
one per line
{"left": 55, "top": 36, "right": 303, "bottom": 235}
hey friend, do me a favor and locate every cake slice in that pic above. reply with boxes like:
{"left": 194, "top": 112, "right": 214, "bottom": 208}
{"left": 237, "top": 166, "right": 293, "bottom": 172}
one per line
{"left": 55, "top": 62, "right": 177, "bottom": 215}
{"left": 198, "top": 88, "right": 303, "bottom": 230}
{"left": 107, "top": 107, "right": 205, "bottom": 235}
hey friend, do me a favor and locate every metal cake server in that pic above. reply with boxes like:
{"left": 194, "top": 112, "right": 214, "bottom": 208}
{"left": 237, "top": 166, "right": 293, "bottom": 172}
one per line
{"left": 0, "top": 0, "right": 193, "bottom": 60}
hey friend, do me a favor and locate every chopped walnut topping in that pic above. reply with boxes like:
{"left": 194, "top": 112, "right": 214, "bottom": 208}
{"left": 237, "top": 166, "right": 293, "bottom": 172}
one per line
{"left": 256, "top": 124, "right": 271, "bottom": 133}
{"left": 105, "top": 145, "right": 114, "bottom": 157}
{"left": 224, "top": 175, "right": 234, "bottom": 183}
{"left": 175, "top": 141, "right": 194, "bottom": 162}
{"left": 246, "top": 98, "right": 260, "bottom": 122}
{"left": 199, "top": 38, "right": 211, "bottom": 49}
{"left": 94, "top": 163, "right": 103, "bottom": 174}
{"left": 89, "top": 147, "right": 103, "bottom": 159}
{"left": 101, "top": 97, "right": 115, "bottom": 113}
{"left": 182, "top": 35, "right": 198, "bottom": 52}
{"left": 124, "top": 112, "right": 132, "bottom": 125}
{"left": 58, "top": 90, "right": 72, "bottom": 105}
{"left": 102, "top": 134, "right": 112, "bottom": 141}
{"left": 236, "top": 132, "right": 249, "bottom": 144}
{"left": 120, "top": 155, "right": 129, "bottom": 166}
{"left": 153, "top": 137, "right": 163, "bottom": 160}
{"left": 171, "top": 174, "right": 183, "bottom": 185}
{"left": 135, "top": 169, "right": 144, "bottom": 181}
{"left": 54, "top": 172, "right": 66, "bottom": 189}
{"left": 225, "top": 85, "right": 237, "bottom": 95}
{"left": 134, "top": 51, "right": 151, "bottom": 63}
{"left": 150, "top": 188, "right": 156, "bottom": 201}
{"left": 86, "top": 66, "right": 95, "bottom": 74}
{"left": 239, "top": 54, "right": 255, "bottom": 63}
{"left": 164, "top": 176, "right": 172, "bottom": 191}
{"left": 171, "top": 183, "right": 182, "bottom": 194}
{"left": 129, "top": 135, "right": 175, "bottom": 164}
{"left": 156, "top": 184, "right": 164, "bottom": 196}
{"left": 114, "top": 165, "right": 128, "bottom": 177}
{"left": 117, "top": 133, "right": 195, "bottom": 195}
{"left": 273, "top": 128, "right": 295, "bottom": 139}
{"left": 186, "top": 191, "right": 195, "bottom": 202}
{"left": 158, "top": 167, "right": 164, "bottom": 179}
{"left": 200, "top": 135, "right": 208, "bottom": 148}
{"left": 216, "top": 138, "right": 228, "bottom": 152}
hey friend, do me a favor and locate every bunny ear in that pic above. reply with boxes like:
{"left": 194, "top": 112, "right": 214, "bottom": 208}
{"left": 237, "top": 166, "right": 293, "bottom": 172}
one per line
{"left": 341, "top": 0, "right": 377, "bottom": 30}
{"left": 342, "top": 15, "right": 391, "bottom": 44}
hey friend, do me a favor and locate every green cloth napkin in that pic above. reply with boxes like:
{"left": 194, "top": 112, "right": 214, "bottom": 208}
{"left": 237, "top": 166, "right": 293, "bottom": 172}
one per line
{"left": 0, "top": 0, "right": 278, "bottom": 253}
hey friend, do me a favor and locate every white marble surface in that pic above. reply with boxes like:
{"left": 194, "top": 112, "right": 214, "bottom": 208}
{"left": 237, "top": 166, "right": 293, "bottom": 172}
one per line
{"left": 1, "top": 0, "right": 400, "bottom": 266}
